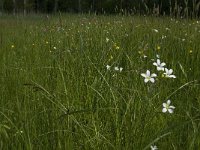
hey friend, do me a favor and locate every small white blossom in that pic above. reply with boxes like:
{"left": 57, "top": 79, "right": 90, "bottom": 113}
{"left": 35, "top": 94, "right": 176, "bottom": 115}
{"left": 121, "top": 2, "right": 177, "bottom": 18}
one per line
{"left": 152, "top": 29, "right": 159, "bottom": 33}
{"left": 163, "top": 68, "right": 176, "bottom": 78}
{"left": 106, "top": 37, "right": 109, "bottom": 43}
{"left": 165, "top": 27, "right": 170, "bottom": 31}
{"left": 141, "top": 70, "right": 157, "bottom": 83}
{"left": 106, "top": 65, "right": 111, "bottom": 70}
{"left": 114, "top": 66, "right": 123, "bottom": 72}
{"left": 162, "top": 35, "right": 167, "bottom": 39}
{"left": 151, "top": 145, "right": 158, "bottom": 150}
{"left": 143, "top": 55, "right": 147, "bottom": 58}
{"left": 153, "top": 59, "right": 166, "bottom": 71}
{"left": 162, "top": 100, "right": 175, "bottom": 113}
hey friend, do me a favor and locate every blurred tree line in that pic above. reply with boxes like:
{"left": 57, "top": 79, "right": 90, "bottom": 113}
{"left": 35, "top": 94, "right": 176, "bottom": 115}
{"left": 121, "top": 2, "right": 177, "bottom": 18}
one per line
{"left": 0, "top": 0, "right": 200, "bottom": 17}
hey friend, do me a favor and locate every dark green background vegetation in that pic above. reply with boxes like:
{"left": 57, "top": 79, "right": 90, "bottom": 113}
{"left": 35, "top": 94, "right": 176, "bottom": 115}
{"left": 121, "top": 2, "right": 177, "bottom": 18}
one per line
{"left": 0, "top": 0, "right": 200, "bottom": 17}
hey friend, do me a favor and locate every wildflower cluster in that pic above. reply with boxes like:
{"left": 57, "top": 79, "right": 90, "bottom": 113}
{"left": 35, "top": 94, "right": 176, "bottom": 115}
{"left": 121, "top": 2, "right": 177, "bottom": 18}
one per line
{"left": 141, "top": 57, "right": 176, "bottom": 83}
{"left": 140, "top": 54, "right": 177, "bottom": 150}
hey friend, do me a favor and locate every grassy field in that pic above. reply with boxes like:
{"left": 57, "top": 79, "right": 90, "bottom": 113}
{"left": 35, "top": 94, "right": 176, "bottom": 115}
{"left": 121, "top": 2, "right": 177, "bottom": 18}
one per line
{"left": 0, "top": 14, "right": 200, "bottom": 150}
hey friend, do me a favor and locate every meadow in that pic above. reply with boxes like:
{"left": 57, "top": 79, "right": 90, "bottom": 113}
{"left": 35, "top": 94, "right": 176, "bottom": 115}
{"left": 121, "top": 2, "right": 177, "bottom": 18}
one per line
{"left": 0, "top": 14, "right": 200, "bottom": 150}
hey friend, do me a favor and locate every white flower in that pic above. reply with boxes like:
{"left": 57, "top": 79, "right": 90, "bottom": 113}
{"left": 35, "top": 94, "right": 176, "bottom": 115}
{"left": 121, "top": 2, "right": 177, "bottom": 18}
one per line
{"left": 141, "top": 70, "right": 157, "bottom": 83}
{"left": 106, "top": 37, "right": 109, "bottom": 43}
{"left": 151, "top": 145, "right": 158, "bottom": 150}
{"left": 163, "top": 68, "right": 176, "bottom": 78}
{"left": 162, "top": 35, "right": 167, "bottom": 39}
{"left": 153, "top": 29, "right": 159, "bottom": 33}
{"left": 143, "top": 55, "right": 147, "bottom": 58}
{"left": 162, "top": 100, "right": 175, "bottom": 113}
{"left": 156, "top": 54, "right": 160, "bottom": 58}
{"left": 153, "top": 59, "right": 166, "bottom": 71}
{"left": 165, "top": 27, "right": 170, "bottom": 31}
{"left": 106, "top": 65, "right": 111, "bottom": 70}
{"left": 114, "top": 66, "right": 123, "bottom": 72}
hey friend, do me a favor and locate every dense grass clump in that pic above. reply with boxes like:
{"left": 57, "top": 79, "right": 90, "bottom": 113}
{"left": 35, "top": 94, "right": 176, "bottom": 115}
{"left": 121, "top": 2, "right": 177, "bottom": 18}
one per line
{"left": 0, "top": 14, "right": 200, "bottom": 150}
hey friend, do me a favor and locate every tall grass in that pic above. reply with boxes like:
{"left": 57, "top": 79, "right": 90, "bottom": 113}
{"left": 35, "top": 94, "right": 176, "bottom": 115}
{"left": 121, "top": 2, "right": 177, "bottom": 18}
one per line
{"left": 0, "top": 14, "right": 200, "bottom": 149}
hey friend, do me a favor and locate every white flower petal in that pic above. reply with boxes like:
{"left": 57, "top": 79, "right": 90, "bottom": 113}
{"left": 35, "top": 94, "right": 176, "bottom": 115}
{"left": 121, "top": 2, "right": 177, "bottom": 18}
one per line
{"left": 157, "top": 67, "right": 164, "bottom": 71}
{"left": 141, "top": 73, "right": 147, "bottom": 77}
{"left": 161, "top": 62, "right": 166, "bottom": 66}
{"left": 170, "top": 75, "right": 176, "bottom": 78}
{"left": 168, "top": 109, "right": 174, "bottom": 113}
{"left": 167, "top": 100, "right": 171, "bottom": 105}
{"left": 162, "top": 108, "right": 167, "bottom": 113}
{"left": 153, "top": 62, "right": 158, "bottom": 66}
{"left": 119, "top": 67, "right": 123, "bottom": 72}
{"left": 146, "top": 70, "right": 150, "bottom": 76}
{"left": 157, "top": 59, "right": 161, "bottom": 65}
{"left": 153, "top": 29, "right": 159, "bottom": 33}
{"left": 157, "top": 67, "right": 161, "bottom": 71}
{"left": 150, "top": 78, "right": 155, "bottom": 83}
{"left": 144, "top": 79, "right": 149, "bottom": 83}
{"left": 151, "top": 73, "right": 157, "bottom": 77}
{"left": 163, "top": 103, "right": 167, "bottom": 107}
{"left": 169, "top": 106, "right": 175, "bottom": 109}
{"left": 169, "top": 69, "right": 173, "bottom": 74}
